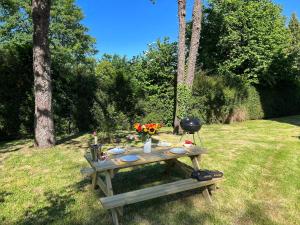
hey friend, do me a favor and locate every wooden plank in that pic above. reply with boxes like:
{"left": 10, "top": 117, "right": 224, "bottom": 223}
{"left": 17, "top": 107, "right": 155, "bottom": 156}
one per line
{"left": 101, "top": 178, "right": 222, "bottom": 209}
{"left": 116, "top": 207, "right": 123, "bottom": 217}
{"left": 111, "top": 209, "right": 119, "bottom": 225}
{"left": 80, "top": 167, "right": 95, "bottom": 177}
{"left": 202, "top": 187, "right": 212, "bottom": 203}
{"left": 92, "top": 172, "right": 98, "bottom": 190}
{"left": 100, "top": 178, "right": 223, "bottom": 209}
{"left": 96, "top": 175, "right": 109, "bottom": 196}
{"left": 109, "top": 169, "right": 115, "bottom": 178}
{"left": 190, "top": 155, "right": 201, "bottom": 170}
{"left": 85, "top": 146, "right": 206, "bottom": 172}
{"left": 104, "top": 171, "right": 120, "bottom": 225}
{"left": 105, "top": 171, "right": 114, "bottom": 195}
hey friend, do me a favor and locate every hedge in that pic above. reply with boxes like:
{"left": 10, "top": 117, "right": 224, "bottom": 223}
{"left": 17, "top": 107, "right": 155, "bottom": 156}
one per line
{"left": 191, "top": 75, "right": 300, "bottom": 124}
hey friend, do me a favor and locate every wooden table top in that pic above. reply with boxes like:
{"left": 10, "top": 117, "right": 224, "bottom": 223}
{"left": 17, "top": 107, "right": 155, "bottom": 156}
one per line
{"left": 85, "top": 146, "right": 206, "bottom": 172}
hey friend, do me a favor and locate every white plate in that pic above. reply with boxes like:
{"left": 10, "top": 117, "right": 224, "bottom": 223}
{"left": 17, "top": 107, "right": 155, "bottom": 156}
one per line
{"left": 107, "top": 148, "right": 125, "bottom": 155}
{"left": 169, "top": 148, "right": 186, "bottom": 154}
{"left": 157, "top": 141, "right": 172, "bottom": 147}
{"left": 119, "top": 155, "right": 140, "bottom": 162}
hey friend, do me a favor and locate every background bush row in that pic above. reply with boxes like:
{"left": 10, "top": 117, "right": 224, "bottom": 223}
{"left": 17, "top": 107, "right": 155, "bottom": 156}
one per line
{"left": 0, "top": 0, "right": 300, "bottom": 140}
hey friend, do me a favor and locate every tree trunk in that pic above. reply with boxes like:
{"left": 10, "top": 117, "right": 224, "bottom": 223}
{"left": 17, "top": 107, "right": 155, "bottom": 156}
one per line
{"left": 186, "top": 0, "right": 202, "bottom": 87}
{"left": 32, "top": 0, "right": 55, "bottom": 148}
{"left": 173, "top": 0, "right": 186, "bottom": 134}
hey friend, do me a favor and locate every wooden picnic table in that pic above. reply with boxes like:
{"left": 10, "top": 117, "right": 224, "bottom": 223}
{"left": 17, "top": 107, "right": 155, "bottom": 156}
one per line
{"left": 83, "top": 145, "right": 222, "bottom": 225}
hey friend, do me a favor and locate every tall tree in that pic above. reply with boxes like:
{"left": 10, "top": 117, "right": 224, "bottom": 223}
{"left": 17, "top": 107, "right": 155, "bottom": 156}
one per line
{"left": 173, "top": 0, "right": 202, "bottom": 133}
{"left": 198, "top": 0, "right": 289, "bottom": 85}
{"left": 173, "top": 0, "right": 187, "bottom": 133}
{"left": 186, "top": 0, "right": 202, "bottom": 87}
{"left": 32, "top": 0, "right": 55, "bottom": 147}
{"left": 0, "top": 0, "right": 96, "bottom": 139}
{"left": 289, "top": 13, "right": 300, "bottom": 45}
{"left": 288, "top": 13, "right": 300, "bottom": 78}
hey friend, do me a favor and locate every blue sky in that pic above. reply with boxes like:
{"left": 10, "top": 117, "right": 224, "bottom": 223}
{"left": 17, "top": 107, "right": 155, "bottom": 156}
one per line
{"left": 76, "top": 0, "right": 299, "bottom": 59}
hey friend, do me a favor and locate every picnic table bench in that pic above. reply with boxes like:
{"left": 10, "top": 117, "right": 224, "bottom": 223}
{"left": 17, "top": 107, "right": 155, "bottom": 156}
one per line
{"left": 83, "top": 145, "right": 223, "bottom": 225}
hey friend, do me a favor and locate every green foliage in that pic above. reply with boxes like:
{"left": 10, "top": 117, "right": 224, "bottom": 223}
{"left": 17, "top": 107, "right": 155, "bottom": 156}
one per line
{"left": 0, "top": 0, "right": 96, "bottom": 54}
{"left": 197, "top": 0, "right": 291, "bottom": 85}
{"left": 177, "top": 83, "right": 192, "bottom": 119}
{"left": 0, "top": 44, "right": 33, "bottom": 139}
{"left": 0, "top": 0, "right": 31, "bottom": 45}
{"left": 92, "top": 55, "right": 140, "bottom": 132}
{"left": 192, "top": 74, "right": 300, "bottom": 123}
{"left": 0, "top": 0, "right": 97, "bottom": 139}
{"left": 288, "top": 13, "right": 300, "bottom": 79}
{"left": 1, "top": 0, "right": 300, "bottom": 141}
{"left": 289, "top": 13, "right": 300, "bottom": 46}
{"left": 132, "top": 38, "right": 177, "bottom": 126}
{"left": 192, "top": 74, "right": 244, "bottom": 123}
{"left": 257, "top": 82, "right": 300, "bottom": 118}
{"left": 244, "top": 86, "right": 264, "bottom": 120}
{"left": 91, "top": 39, "right": 177, "bottom": 129}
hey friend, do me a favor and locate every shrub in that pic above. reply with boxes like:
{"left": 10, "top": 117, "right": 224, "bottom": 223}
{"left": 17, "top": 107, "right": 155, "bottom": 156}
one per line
{"left": 91, "top": 102, "right": 130, "bottom": 133}
{"left": 192, "top": 74, "right": 300, "bottom": 124}
{"left": 0, "top": 44, "right": 34, "bottom": 140}
{"left": 142, "top": 93, "right": 174, "bottom": 126}
{"left": 192, "top": 74, "right": 247, "bottom": 123}
{"left": 257, "top": 82, "right": 300, "bottom": 118}
{"left": 225, "top": 106, "right": 248, "bottom": 123}
{"left": 244, "top": 86, "right": 264, "bottom": 120}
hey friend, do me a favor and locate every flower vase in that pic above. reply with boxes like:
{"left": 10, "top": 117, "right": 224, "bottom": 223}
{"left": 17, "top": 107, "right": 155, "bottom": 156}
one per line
{"left": 143, "top": 137, "right": 152, "bottom": 153}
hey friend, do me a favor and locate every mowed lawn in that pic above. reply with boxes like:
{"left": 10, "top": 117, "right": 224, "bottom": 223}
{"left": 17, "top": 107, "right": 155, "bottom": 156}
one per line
{"left": 0, "top": 116, "right": 299, "bottom": 225}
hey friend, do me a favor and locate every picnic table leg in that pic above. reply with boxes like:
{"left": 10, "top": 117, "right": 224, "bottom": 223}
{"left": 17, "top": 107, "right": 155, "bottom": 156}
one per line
{"left": 202, "top": 187, "right": 212, "bottom": 203}
{"left": 190, "top": 155, "right": 201, "bottom": 170}
{"left": 164, "top": 160, "right": 175, "bottom": 175}
{"left": 104, "top": 170, "right": 120, "bottom": 225}
{"left": 92, "top": 171, "right": 98, "bottom": 189}
{"left": 189, "top": 155, "right": 213, "bottom": 203}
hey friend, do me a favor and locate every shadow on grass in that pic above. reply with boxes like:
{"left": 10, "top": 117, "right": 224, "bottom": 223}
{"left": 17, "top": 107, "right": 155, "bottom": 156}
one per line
{"left": 71, "top": 177, "right": 92, "bottom": 193}
{"left": 121, "top": 184, "right": 223, "bottom": 225}
{"left": 0, "top": 191, "right": 12, "bottom": 203}
{"left": 291, "top": 135, "right": 300, "bottom": 140}
{"left": 237, "top": 201, "right": 279, "bottom": 225}
{"left": 112, "top": 163, "right": 183, "bottom": 194}
{"left": 14, "top": 162, "right": 224, "bottom": 225}
{"left": 101, "top": 163, "right": 223, "bottom": 225}
{"left": 56, "top": 133, "right": 85, "bottom": 145}
{"left": 17, "top": 191, "right": 75, "bottom": 225}
{"left": 269, "top": 115, "right": 300, "bottom": 127}
{"left": 0, "top": 139, "right": 30, "bottom": 154}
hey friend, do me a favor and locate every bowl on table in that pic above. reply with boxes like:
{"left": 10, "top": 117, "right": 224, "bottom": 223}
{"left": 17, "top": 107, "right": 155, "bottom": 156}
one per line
{"left": 107, "top": 148, "right": 125, "bottom": 155}
{"left": 157, "top": 141, "right": 172, "bottom": 147}
{"left": 169, "top": 147, "right": 186, "bottom": 154}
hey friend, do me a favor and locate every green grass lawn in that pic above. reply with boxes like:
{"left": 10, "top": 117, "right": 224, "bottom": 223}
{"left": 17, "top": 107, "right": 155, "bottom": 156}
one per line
{"left": 0, "top": 116, "right": 299, "bottom": 225}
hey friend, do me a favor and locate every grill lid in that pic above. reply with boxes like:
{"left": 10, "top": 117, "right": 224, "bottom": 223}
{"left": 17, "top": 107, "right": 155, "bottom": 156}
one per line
{"left": 180, "top": 117, "right": 202, "bottom": 133}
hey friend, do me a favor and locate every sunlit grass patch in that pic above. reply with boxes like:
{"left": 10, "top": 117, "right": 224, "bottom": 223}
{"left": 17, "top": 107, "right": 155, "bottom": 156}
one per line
{"left": 0, "top": 115, "right": 299, "bottom": 225}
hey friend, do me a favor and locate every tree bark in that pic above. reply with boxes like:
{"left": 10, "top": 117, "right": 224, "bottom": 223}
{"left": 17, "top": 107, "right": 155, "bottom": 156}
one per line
{"left": 32, "top": 0, "right": 55, "bottom": 148}
{"left": 186, "top": 0, "right": 202, "bottom": 87}
{"left": 173, "top": 0, "right": 186, "bottom": 134}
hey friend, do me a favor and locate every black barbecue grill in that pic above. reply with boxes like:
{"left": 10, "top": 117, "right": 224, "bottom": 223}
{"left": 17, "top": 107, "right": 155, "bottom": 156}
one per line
{"left": 180, "top": 117, "right": 202, "bottom": 134}
{"left": 179, "top": 117, "right": 204, "bottom": 147}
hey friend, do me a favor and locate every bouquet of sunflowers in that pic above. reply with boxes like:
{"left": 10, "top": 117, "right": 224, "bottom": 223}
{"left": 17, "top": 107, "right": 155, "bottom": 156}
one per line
{"left": 134, "top": 123, "right": 162, "bottom": 139}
